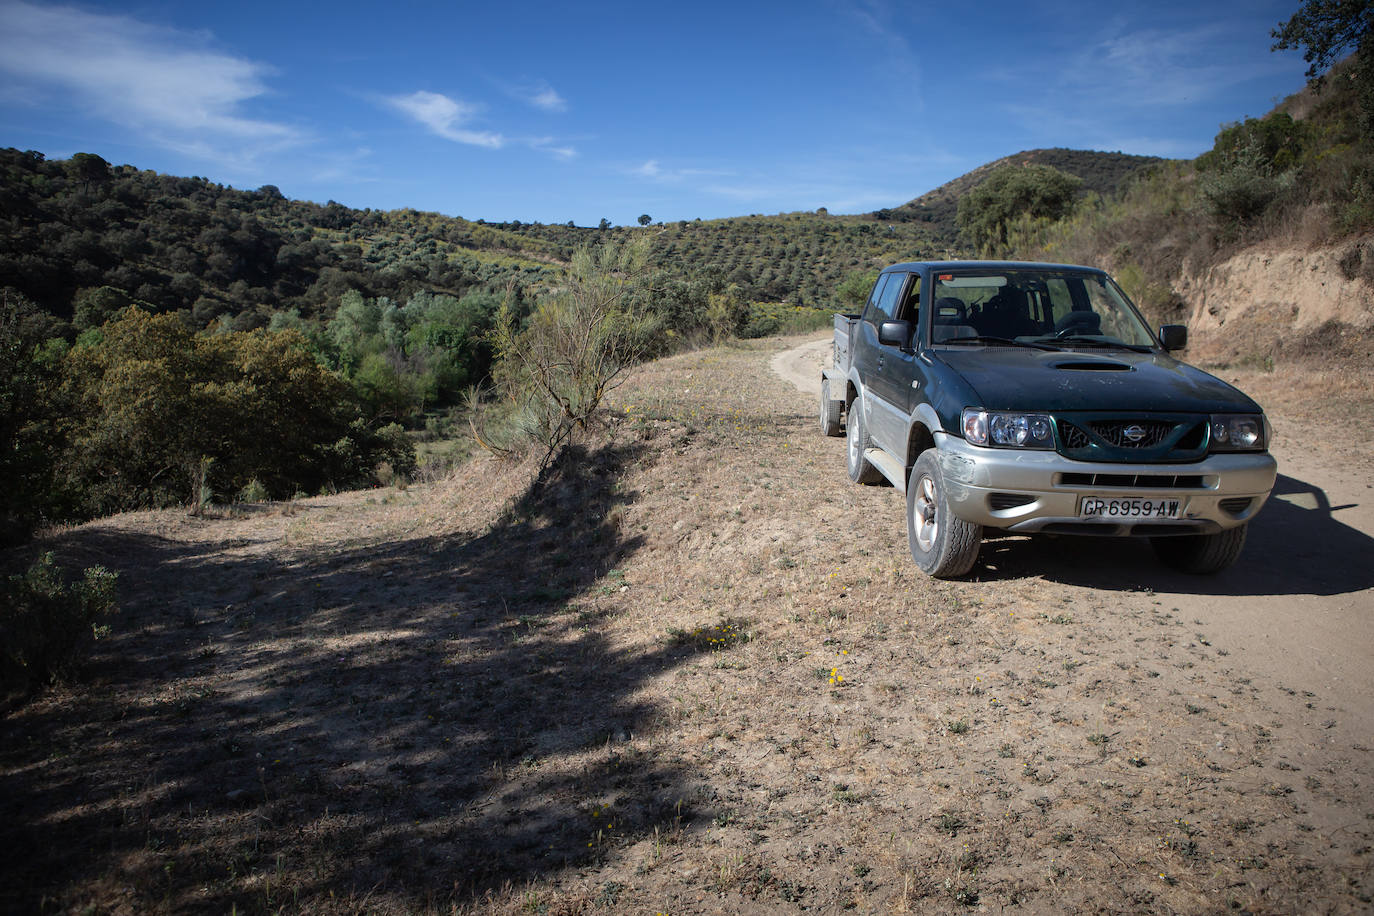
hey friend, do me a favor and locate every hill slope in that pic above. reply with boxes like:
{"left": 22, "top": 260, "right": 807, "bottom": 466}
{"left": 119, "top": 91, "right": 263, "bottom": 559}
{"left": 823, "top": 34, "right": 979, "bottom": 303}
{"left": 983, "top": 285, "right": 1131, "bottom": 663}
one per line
{"left": 0, "top": 148, "right": 940, "bottom": 331}
{"left": 2, "top": 145, "right": 1168, "bottom": 334}
{"left": 881, "top": 148, "right": 1168, "bottom": 244}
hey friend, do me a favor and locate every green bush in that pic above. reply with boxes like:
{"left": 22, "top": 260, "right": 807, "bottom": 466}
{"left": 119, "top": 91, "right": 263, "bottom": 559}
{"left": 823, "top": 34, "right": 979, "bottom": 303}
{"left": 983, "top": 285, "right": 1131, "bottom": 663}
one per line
{"left": 54, "top": 308, "right": 415, "bottom": 515}
{"left": 1198, "top": 145, "right": 1296, "bottom": 231}
{"left": 957, "top": 163, "right": 1083, "bottom": 256}
{"left": 237, "top": 477, "right": 270, "bottom": 503}
{"left": 1, "top": 552, "right": 118, "bottom": 696}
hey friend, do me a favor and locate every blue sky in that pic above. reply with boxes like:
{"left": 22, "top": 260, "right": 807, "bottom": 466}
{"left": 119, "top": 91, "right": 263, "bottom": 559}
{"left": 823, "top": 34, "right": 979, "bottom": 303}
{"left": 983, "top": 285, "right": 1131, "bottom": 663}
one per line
{"left": 0, "top": 0, "right": 1312, "bottom": 226}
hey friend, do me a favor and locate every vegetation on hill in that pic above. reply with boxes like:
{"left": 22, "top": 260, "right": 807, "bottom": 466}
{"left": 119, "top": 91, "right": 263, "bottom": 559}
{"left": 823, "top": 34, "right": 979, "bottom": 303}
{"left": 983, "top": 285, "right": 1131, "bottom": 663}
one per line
{"left": 976, "top": 56, "right": 1371, "bottom": 328}
{"left": 888, "top": 148, "right": 1167, "bottom": 246}
{"left": 1272, "top": 0, "right": 1374, "bottom": 140}
{"left": 0, "top": 147, "right": 943, "bottom": 336}
{"left": 954, "top": 162, "right": 1083, "bottom": 256}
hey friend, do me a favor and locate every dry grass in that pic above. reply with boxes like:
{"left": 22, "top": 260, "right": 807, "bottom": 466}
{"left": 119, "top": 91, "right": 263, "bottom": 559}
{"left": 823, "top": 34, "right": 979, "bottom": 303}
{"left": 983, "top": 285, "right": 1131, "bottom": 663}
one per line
{"left": 2, "top": 336, "right": 1372, "bottom": 914}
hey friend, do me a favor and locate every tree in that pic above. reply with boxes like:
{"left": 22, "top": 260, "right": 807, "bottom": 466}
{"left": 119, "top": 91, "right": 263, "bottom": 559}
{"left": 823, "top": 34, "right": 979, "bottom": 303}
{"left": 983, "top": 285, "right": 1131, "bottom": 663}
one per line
{"left": 835, "top": 270, "right": 879, "bottom": 311}
{"left": 638, "top": 214, "right": 652, "bottom": 226}
{"left": 598, "top": 218, "right": 612, "bottom": 230}
{"left": 1, "top": 290, "right": 60, "bottom": 544}
{"left": 64, "top": 153, "right": 110, "bottom": 192}
{"left": 56, "top": 308, "right": 414, "bottom": 516}
{"left": 956, "top": 163, "right": 1083, "bottom": 256}
{"left": 1273, "top": 0, "right": 1374, "bottom": 138}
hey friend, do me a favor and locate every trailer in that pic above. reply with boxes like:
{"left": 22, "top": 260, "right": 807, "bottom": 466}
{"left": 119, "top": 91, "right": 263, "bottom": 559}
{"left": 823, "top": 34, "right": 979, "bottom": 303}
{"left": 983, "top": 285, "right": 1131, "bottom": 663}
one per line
{"left": 818, "top": 312, "right": 858, "bottom": 437}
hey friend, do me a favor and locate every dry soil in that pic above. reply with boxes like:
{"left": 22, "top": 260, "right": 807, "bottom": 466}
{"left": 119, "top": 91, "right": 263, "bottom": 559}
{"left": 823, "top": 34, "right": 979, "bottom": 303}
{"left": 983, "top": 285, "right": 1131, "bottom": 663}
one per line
{"left": 2, "top": 334, "right": 1372, "bottom": 915}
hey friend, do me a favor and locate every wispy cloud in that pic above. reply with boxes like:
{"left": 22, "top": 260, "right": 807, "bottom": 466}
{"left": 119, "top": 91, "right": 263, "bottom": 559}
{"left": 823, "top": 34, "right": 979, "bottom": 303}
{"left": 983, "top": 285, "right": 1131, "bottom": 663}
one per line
{"left": 632, "top": 159, "right": 732, "bottom": 183}
{"left": 516, "top": 80, "right": 567, "bottom": 113}
{"left": 1018, "top": 18, "right": 1295, "bottom": 112}
{"left": 529, "top": 137, "right": 576, "bottom": 160}
{"left": 0, "top": 0, "right": 300, "bottom": 155}
{"left": 384, "top": 90, "right": 504, "bottom": 148}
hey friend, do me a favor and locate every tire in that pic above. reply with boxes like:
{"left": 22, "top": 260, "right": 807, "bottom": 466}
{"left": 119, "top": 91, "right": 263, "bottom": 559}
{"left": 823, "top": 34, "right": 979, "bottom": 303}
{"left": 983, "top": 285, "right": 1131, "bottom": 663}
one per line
{"left": 845, "top": 398, "right": 883, "bottom": 484}
{"left": 820, "top": 378, "right": 844, "bottom": 437}
{"left": 907, "top": 450, "right": 982, "bottom": 578}
{"left": 1151, "top": 525, "right": 1247, "bottom": 574}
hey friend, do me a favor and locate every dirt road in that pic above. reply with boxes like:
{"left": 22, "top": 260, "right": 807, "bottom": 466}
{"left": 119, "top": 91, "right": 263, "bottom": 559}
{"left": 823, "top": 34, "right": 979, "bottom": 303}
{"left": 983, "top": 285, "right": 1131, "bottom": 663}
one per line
{"left": 774, "top": 334, "right": 1374, "bottom": 735}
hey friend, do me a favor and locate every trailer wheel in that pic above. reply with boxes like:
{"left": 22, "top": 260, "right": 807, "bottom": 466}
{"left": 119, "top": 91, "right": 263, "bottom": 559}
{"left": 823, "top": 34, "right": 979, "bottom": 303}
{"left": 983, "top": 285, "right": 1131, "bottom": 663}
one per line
{"left": 820, "top": 378, "right": 843, "bottom": 437}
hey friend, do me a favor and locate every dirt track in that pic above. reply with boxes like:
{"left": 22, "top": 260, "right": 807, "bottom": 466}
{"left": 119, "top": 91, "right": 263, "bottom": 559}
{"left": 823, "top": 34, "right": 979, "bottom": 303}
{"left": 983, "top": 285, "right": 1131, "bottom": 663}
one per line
{"left": 773, "top": 334, "right": 1374, "bottom": 736}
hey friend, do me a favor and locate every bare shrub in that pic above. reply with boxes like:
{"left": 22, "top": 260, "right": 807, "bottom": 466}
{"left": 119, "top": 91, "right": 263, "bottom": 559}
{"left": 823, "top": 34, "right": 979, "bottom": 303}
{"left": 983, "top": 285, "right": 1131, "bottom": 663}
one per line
{"left": 475, "top": 239, "right": 663, "bottom": 468}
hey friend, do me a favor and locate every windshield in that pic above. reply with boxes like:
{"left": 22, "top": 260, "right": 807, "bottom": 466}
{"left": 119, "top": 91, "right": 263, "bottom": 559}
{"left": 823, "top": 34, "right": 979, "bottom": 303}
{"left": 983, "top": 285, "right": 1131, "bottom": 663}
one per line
{"left": 929, "top": 269, "right": 1156, "bottom": 349}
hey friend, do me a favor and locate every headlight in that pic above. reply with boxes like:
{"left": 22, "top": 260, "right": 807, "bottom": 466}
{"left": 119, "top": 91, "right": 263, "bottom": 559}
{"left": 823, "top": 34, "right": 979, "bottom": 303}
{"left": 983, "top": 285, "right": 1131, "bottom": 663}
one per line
{"left": 962, "top": 409, "right": 1054, "bottom": 449}
{"left": 1209, "top": 414, "right": 1267, "bottom": 451}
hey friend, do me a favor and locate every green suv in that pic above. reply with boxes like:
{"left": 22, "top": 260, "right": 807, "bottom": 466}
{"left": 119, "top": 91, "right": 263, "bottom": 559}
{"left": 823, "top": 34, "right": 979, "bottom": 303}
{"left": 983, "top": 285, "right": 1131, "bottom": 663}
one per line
{"left": 820, "top": 261, "right": 1277, "bottom": 578}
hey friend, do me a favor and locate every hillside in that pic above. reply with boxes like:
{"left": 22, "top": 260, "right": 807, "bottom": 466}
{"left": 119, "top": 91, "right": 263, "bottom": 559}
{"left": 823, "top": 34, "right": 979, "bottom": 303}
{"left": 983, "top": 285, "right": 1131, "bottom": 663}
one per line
{"left": 0, "top": 148, "right": 940, "bottom": 334}
{"left": 3, "top": 337, "right": 1371, "bottom": 913}
{"left": 1003, "top": 57, "right": 1373, "bottom": 361}
{"left": 881, "top": 148, "right": 1169, "bottom": 245}
{"left": 1, "top": 145, "right": 1178, "bottom": 338}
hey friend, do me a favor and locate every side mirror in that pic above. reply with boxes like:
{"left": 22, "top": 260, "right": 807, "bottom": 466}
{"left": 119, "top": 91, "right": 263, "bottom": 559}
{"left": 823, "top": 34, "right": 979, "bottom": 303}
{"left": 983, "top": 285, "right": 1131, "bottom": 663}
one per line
{"left": 1158, "top": 324, "right": 1187, "bottom": 351}
{"left": 879, "top": 320, "right": 913, "bottom": 350}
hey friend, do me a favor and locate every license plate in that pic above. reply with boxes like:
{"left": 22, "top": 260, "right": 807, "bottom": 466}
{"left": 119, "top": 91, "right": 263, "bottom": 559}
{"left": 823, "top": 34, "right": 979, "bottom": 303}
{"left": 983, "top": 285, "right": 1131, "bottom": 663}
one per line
{"left": 1079, "top": 497, "right": 1182, "bottom": 519}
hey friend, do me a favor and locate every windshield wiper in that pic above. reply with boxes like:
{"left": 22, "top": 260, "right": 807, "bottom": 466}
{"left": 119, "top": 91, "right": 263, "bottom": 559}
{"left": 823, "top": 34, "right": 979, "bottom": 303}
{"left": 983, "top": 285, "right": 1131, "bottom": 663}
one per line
{"left": 942, "top": 335, "right": 1062, "bottom": 352}
{"left": 1050, "top": 335, "right": 1153, "bottom": 353}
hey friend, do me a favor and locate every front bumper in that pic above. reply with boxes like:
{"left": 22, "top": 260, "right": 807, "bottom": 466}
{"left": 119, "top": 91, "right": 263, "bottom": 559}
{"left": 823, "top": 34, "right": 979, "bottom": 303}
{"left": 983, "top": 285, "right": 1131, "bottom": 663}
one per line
{"left": 934, "top": 433, "right": 1277, "bottom": 536}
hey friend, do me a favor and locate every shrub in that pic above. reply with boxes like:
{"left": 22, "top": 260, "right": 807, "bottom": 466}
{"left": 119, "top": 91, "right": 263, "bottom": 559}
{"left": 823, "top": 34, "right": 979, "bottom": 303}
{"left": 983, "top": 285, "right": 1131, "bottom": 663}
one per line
{"left": 1198, "top": 144, "right": 1296, "bottom": 232}
{"left": 483, "top": 239, "right": 661, "bottom": 465}
{"left": 237, "top": 477, "right": 270, "bottom": 503}
{"left": 1, "top": 552, "right": 118, "bottom": 697}
{"left": 957, "top": 163, "right": 1083, "bottom": 256}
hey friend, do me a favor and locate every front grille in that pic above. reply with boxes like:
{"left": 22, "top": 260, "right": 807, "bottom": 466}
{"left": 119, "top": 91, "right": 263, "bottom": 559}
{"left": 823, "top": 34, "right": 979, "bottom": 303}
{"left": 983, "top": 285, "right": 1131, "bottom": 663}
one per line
{"left": 1219, "top": 497, "right": 1253, "bottom": 514}
{"left": 1061, "top": 423, "right": 1090, "bottom": 449}
{"left": 1054, "top": 414, "right": 1209, "bottom": 463}
{"left": 1059, "top": 473, "right": 1207, "bottom": 489}
{"left": 1087, "top": 420, "right": 1174, "bottom": 448}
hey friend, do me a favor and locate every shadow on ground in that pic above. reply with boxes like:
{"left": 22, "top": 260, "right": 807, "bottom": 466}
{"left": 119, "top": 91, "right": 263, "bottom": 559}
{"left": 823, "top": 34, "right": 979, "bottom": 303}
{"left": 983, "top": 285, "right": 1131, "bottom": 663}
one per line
{"left": 1, "top": 441, "right": 714, "bottom": 912}
{"left": 974, "top": 473, "right": 1374, "bottom": 597}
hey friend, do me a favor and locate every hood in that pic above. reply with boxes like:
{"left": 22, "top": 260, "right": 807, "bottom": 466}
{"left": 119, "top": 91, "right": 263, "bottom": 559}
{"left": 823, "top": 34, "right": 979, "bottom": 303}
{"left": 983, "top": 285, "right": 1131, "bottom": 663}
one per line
{"left": 933, "top": 347, "right": 1263, "bottom": 414}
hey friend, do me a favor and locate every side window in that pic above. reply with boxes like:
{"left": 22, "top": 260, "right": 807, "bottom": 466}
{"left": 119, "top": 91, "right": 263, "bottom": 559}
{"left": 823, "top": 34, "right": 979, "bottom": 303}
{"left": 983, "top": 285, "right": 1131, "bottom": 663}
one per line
{"left": 874, "top": 272, "right": 905, "bottom": 321}
{"left": 897, "top": 275, "right": 921, "bottom": 323}
{"left": 861, "top": 274, "right": 891, "bottom": 323}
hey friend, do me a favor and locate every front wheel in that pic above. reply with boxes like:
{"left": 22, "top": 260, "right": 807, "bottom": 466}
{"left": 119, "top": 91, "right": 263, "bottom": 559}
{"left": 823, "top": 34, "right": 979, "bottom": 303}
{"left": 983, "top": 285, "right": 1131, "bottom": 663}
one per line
{"left": 907, "top": 450, "right": 982, "bottom": 578}
{"left": 846, "top": 398, "right": 883, "bottom": 484}
{"left": 1151, "top": 525, "right": 1247, "bottom": 574}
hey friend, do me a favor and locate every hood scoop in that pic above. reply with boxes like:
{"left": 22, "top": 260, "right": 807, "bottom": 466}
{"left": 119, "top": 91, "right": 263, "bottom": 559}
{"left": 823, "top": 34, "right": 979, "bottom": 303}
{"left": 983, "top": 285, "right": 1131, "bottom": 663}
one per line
{"left": 1051, "top": 358, "right": 1133, "bottom": 372}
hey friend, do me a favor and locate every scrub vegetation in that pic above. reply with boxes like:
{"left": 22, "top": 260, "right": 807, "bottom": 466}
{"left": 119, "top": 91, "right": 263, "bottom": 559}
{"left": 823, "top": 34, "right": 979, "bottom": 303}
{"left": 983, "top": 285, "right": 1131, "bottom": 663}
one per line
{"left": 976, "top": 55, "right": 1373, "bottom": 327}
